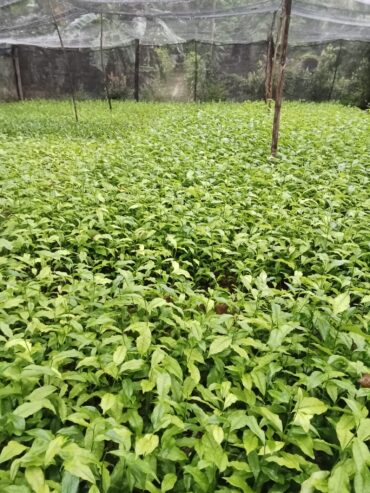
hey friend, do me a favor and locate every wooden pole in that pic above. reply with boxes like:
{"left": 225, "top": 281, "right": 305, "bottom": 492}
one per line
{"left": 210, "top": 0, "right": 216, "bottom": 69}
{"left": 100, "top": 12, "right": 112, "bottom": 111}
{"left": 271, "top": 0, "right": 292, "bottom": 157}
{"left": 329, "top": 40, "right": 343, "bottom": 101}
{"left": 12, "top": 46, "right": 24, "bottom": 100}
{"left": 265, "top": 11, "right": 277, "bottom": 104}
{"left": 194, "top": 39, "right": 198, "bottom": 102}
{"left": 271, "top": 8, "right": 284, "bottom": 100}
{"left": 47, "top": 0, "right": 78, "bottom": 122}
{"left": 134, "top": 38, "right": 140, "bottom": 102}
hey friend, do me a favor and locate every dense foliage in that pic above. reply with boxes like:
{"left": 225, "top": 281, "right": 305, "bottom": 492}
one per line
{"left": 0, "top": 101, "right": 369, "bottom": 493}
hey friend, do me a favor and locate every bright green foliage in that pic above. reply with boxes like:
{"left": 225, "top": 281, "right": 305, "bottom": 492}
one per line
{"left": 0, "top": 100, "right": 369, "bottom": 492}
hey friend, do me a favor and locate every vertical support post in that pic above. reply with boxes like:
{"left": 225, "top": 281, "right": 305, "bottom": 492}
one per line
{"left": 329, "top": 40, "right": 343, "bottom": 101}
{"left": 265, "top": 12, "right": 277, "bottom": 104}
{"left": 271, "top": 9, "right": 284, "bottom": 101}
{"left": 12, "top": 46, "right": 24, "bottom": 100}
{"left": 194, "top": 39, "right": 198, "bottom": 102}
{"left": 271, "top": 0, "right": 292, "bottom": 157}
{"left": 134, "top": 38, "right": 140, "bottom": 102}
{"left": 100, "top": 12, "right": 112, "bottom": 111}
{"left": 210, "top": 0, "right": 216, "bottom": 71}
{"left": 47, "top": 0, "right": 78, "bottom": 122}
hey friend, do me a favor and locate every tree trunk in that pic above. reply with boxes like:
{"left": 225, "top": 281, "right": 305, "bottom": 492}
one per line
{"left": 271, "top": 0, "right": 292, "bottom": 157}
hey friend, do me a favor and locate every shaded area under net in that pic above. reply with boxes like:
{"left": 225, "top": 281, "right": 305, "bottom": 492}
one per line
{"left": 1, "top": 39, "right": 369, "bottom": 108}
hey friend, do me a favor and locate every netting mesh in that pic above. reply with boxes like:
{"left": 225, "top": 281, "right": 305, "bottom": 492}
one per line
{"left": 0, "top": 1, "right": 370, "bottom": 48}
{"left": 0, "top": 1, "right": 369, "bottom": 107}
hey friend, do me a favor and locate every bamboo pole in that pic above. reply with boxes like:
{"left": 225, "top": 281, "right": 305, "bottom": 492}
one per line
{"left": 329, "top": 40, "right": 343, "bottom": 101}
{"left": 271, "top": 8, "right": 284, "bottom": 100}
{"left": 265, "top": 12, "right": 277, "bottom": 104}
{"left": 100, "top": 13, "right": 112, "bottom": 111}
{"left": 134, "top": 38, "right": 140, "bottom": 102}
{"left": 12, "top": 46, "right": 24, "bottom": 100}
{"left": 271, "top": 0, "right": 292, "bottom": 157}
{"left": 194, "top": 39, "right": 198, "bottom": 102}
{"left": 47, "top": 0, "right": 78, "bottom": 122}
{"left": 210, "top": 0, "right": 216, "bottom": 71}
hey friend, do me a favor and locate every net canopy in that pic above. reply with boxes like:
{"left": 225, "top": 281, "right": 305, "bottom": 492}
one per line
{"left": 0, "top": 0, "right": 370, "bottom": 49}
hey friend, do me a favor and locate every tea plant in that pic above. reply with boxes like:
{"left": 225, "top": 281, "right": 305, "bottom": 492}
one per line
{"left": 0, "top": 101, "right": 369, "bottom": 492}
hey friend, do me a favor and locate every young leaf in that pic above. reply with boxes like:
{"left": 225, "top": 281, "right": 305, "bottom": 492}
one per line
{"left": 331, "top": 293, "right": 350, "bottom": 315}
{"left": 64, "top": 462, "right": 96, "bottom": 484}
{"left": 100, "top": 393, "right": 117, "bottom": 414}
{"left": 113, "top": 345, "right": 127, "bottom": 366}
{"left": 328, "top": 462, "right": 350, "bottom": 493}
{"left": 211, "top": 426, "right": 224, "bottom": 445}
{"left": 135, "top": 434, "right": 159, "bottom": 456}
{"left": 0, "top": 441, "right": 27, "bottom": 464}
{"left": 25, "top": 467, "right": 50, "bottom": 493}
{"left": 209, "top": 336, "right": 232, "bottom": 356}
{"left": 161, "top": 473, "right": 177, "bottom": 492}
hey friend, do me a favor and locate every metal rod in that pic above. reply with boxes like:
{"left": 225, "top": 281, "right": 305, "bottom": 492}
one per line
{"left": 194, "top": 39, "right": 198, "bottom": 102}
{"left": 12, "top": 46, "right": 24, "bottom": 100}
{"left": 265, "top": 11, "right": 277, "bottom": 104}
{"left": 329, "top": 40, "right": 343, "bottom": 101}
{"left": 271, "top": 0, "right": 292, "bottom": 157}
{"left": 100, "top": 12, "right": 112, "bottom": 111}
{"left": 47, "top": 0, "right": 78, "bottom": 122}
{"left": 134, "top": 38, "right": 140, "bottom": 102}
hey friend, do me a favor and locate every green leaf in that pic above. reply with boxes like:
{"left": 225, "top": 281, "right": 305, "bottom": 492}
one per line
{"left": 251, "top": 369, "right": 266, "bottom": 395}
{"left": 331, "top": 292, "right": 350, "bottom": 315}
{"left": 0, "top": 322, "right": 13, "bottom": 338}
{"left": 352, "top": 438, "right": 370, "bottom": 473}
{"left": 45, "top": 436, "right": 65, "bottom": 466}
{"left": 258, "top": 407, "right": 283, "bottom": 433}
{"left": 136, "top": 329, "right": 151, "bottom": 355}
{"left": 135, "top": 434, "right": 159, "bottom": 456}
{"left": 161, "top": 473, "right": 177, "bottom": 492}
{"left": 121, "top": 359, "right": 144, "bottom": 373}
{"left": 293, "top": 396, "right": 328, "bottom": 432}
{"left": 148, "top": 298, "right": 167, "bottom": 314}
{"left": 301, "top": 471, "right": 330, "bottom": 493}
{"left": 25, "top": 468, "right": 49, "bottom": 493}
{"left": 224, "top": 473, "right": 254, "bottom": 493}
{"left": 209, "top": 336, "right": 232, "bottom": 356}
{"left": 336, "top": 414, "right": 355, "bottom": 450}
{"left": 64, "top": 462, "right": 96, "bottom": 484}
{"left": 184, "top": 466, "right": 209, "bottom": 492}
{"left": 266, "top": 452, "right": 306, "bottom": 471}
{"left": 156, "top": 372, "right": 172, "bottom": 398}
{"left": 211, "top": 426, "right": 224, "bottom": 445}
{"left": 243, "top": 430, "right": 259, "bottom": 455}
{"left": 13, "top": 399, "right": 56, "bottom": 418}
{"left": 0, "top": 441, "right": 27, "bottom": 464}
{"left": 229, "top": 411, "right": 253, "bottom": 432}
{"left": 358, "top": 419, "right": 370, "bottom": 442}
{"left": 61, "top": 471, "right": 79, "bottom": 493}
{"left": 27, "top": 386, "right": 57, "bottom": 402}
{"left": 328, "top": 462, "right": 351, "bottom": 493}
{"left": 88, "top": 487, "right": 100, "bottom": 493}
{"left": 113, "top": 345, "right": 127, "bottom": 366}
{"left": 171, "top": 261, "right": 191, "bottom": 279}
{"left": 100, "top": 393, "right": 117, "bottom": 414}
{"left": 244, "top": 416, "right": 265, "bottom": 444}
{"left": 0, "top": 238, "right": 13, "bottom": 251}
